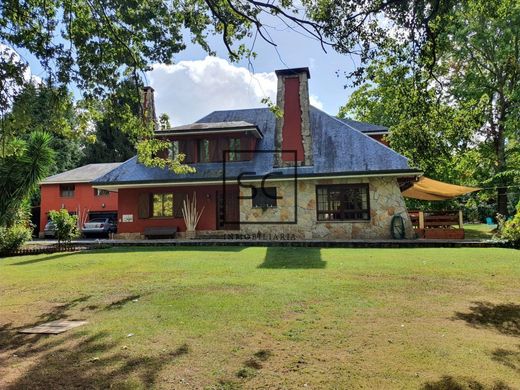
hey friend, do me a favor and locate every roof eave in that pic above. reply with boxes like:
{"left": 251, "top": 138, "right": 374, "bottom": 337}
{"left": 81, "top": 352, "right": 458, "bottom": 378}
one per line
{"left": 155, "top": 126, "right": 263, "bottom": 139}
{"left": 93, "top": 169, "right": 423, "bottom": 189}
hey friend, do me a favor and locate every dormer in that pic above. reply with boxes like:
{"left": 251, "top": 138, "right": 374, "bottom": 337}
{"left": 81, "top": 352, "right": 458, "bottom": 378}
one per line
{"left": 155, "top": 121, "right": 263, "bottom": 163}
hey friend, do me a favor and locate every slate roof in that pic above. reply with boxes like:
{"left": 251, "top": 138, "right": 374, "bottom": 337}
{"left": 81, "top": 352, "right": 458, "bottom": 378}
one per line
{"left": 42, "top": 163, "right": 122, "bottom": 184}
{"left": 336, "top": 117, "right": 389, "bottom": 133}
{"left": 94, "top": 107, "right": 418, "bottom": 186}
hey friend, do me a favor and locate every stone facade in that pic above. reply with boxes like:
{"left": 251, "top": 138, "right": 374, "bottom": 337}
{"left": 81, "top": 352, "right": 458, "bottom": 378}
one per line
{"left": 239, "top": 177, "right": 413, "bottom": 239}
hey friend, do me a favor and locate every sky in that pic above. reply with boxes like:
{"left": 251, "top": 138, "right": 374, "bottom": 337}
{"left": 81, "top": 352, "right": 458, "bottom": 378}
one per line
{"left": 146, "top": 28, "right": 360, "bottom": 125}
{"left": 20, "top": 18, "right": 360, "bottom": 126}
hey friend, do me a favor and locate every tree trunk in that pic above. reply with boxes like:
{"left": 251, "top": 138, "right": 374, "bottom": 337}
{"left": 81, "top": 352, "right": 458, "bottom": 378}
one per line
{"left": 495, "top": 94, "right": 508, "bottom": 216}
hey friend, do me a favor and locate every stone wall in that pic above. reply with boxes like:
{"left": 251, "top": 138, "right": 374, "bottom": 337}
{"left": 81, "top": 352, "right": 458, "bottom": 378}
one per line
{"left": 239, "top": 177, "right": 413, "bottom": 239}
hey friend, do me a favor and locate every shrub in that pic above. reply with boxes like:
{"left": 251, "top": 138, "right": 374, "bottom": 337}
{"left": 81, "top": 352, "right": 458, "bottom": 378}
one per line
{"left": 48, "top": 209, "right": 79, "bottom": 247}
{"left": 498, "top": 201, "right": 520, "bottom": 248}
{"left": 0, "top": 224, "right": 33, "bottom": 253}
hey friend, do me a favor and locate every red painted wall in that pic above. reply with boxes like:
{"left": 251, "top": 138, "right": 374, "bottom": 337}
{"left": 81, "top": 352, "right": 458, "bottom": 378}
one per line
{"left": 40, "top": 183, "right": 118, "bottom": 232}
{"left": 282, "top": 77, "right": 305, "bottom": 162}
{"left": 117, "top": 185, "right": 237, "bottom": 233}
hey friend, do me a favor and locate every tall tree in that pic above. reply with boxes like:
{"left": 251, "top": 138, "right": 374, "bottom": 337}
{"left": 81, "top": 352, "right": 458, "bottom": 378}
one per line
{"left": 82, "top": 80, "right": 138, "bottom": 164}
{"left": 0, "top": 131, "right": 54, "bottom": 226}
{"left": 342, "top": 0, "right": 520, "bottom": 215}
{"left": 3, "top": 83, "right": 83, "bottom": 174}
{"left": 437, "top": 0, "right": 520, "bottom": 215}
{"left": 339, "top": 51, "right": 483, "bottom": 183}
{"left": 0, "top": 1, "right": 461, "bottom": 170}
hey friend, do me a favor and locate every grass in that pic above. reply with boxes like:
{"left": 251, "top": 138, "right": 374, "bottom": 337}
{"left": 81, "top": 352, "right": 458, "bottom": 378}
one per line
{"left": 1, "top": 246, "right": 519, "bottom": 389}
{"left": 464, "top": 223, "right": 497, "bottom": 240}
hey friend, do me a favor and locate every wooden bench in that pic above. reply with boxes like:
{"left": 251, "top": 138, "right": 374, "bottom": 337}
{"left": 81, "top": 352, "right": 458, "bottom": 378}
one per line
{"left": 144, "top": 227, "right": 177, "bottom": 239}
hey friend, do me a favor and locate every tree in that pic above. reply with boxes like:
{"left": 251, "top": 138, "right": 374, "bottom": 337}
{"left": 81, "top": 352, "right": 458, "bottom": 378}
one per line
{"left": 82, "top": 80, "right": 138, "bottom": 164}
{"left": 159, "top": 113, "right": 171, "bottom": 131}
{"left": 436, "top": 0, "right": 520, "bottom": 215}
{"left": 0, "top": 1, "right": 464, "bottom": 175}
{"left": 339, "top": 51, "right": 483, "bottom": 183}
{"left": 3, "top": 83, "right": 83, "bottom": 174}
{"left": 0, "top": 131, "right": 54, "bottom": 226}
{"left": 48, "top": 208, "right": 79, "bottom": 248}
{"left": 342, "top": 0, "right": 520, "bottom": 216}
{"left": 0, "top": 1, "right": 455, "bottom": 95}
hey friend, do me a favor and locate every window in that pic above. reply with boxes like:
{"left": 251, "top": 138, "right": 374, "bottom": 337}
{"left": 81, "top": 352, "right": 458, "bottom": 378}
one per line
{"left": 168, "top": 141, "right": 179, "bottom": 160}
{"left": 94, "top": 188, "right": 110, "bottom": 197}
{"left": 229, "top": 138, "right": 241, "bottom": 161}
{"left": 252, "top": 187, "right": 278, "bottom": 208}
{"left": 60, "top": 184, "right": 75, "bottom": 198}
{"left": 178, "top": 140, "right": 195, "bottom": 163}
{"left": 316, "top": 184, "right": 370, "bottom": 221}
{"left": 198, "top": 139, "right": 210, "bottom": 162}
{"left": 152, "top": 193, "right": 173, "bottom": 217}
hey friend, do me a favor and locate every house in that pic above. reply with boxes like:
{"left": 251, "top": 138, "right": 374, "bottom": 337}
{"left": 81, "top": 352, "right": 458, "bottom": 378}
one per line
{"left": 93, "top": 67, "right": 421, "bottom": 240}
{"left": 39, "top": 163, "right": 121, "bottom": 237}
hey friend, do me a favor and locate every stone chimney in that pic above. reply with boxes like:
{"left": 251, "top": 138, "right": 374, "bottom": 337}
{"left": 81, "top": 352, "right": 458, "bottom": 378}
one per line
{"left": 141, "top": 86, "right": 158, "bottom": 130}
{"left": 274, "top": 67, "right": 313, "bottom": 167}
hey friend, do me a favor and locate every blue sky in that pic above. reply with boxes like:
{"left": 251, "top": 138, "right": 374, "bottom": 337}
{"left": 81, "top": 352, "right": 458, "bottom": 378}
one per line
{"left": 22, "top": 22, "right": 359, "bottom": 125}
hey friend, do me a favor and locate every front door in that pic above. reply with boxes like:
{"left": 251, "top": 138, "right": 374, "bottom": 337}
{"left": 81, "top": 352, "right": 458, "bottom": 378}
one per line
{"left": 216, "top": 189, "right": 240, "bottom": 230}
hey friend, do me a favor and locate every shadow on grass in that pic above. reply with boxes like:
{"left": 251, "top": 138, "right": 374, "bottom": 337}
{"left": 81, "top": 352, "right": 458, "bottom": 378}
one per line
{"left": 492, "top": 345, "right": 520, "bottom": 373}
{"left": 421, "top": 375, "right": 512, "bottom": 390}
{"left": 453, "top": 301, "right": 520, "bottom": 337}
{"left": 258, "top": 247, "right": 326, "bottom": 269}
{"left": 83, "top": 245, "right": 249, "bottom": 254}
{"left": 0, "top": 295, "right": 92, "bottom": 356}
{"left": 105, "top": 295, "right": 141, "bottom": 310}
{"left": 3, "top": 331, "right": 189, "bottom": 389}
{"left": 10, "top": 252, "right": 78, "bottom": 266}
{"left": 8, "top": 245, "right": 249, "bottom": 266}
{"left": 0, "top": 295, "right": 189, "bottom": 389}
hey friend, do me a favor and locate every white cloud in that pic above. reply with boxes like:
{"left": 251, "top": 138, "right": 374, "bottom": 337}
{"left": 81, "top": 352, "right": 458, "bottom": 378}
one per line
{"left": 147, "top": 56, "right": 324, "bottom": 125}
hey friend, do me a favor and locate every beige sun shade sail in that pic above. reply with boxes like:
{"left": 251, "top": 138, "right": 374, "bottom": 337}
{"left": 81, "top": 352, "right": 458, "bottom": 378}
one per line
{"left": 402, "top": 177, "right": 480, "bottom": 201}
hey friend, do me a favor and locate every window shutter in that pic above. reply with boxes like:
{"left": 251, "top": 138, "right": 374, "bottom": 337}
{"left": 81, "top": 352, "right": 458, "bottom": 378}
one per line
{"left": 138, "top": 193, "right": 150, "bottom": 219}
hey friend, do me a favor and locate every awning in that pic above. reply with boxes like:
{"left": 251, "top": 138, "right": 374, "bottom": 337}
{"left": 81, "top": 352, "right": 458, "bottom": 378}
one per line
{"left": 402, "top": 177, "right": 480, "bottom": 201}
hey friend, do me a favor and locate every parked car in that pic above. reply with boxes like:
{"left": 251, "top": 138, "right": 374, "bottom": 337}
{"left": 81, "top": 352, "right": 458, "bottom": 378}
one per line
{"left": 43, "top": 221, "right": 56, "bottom": 238}
{"left": 82, "top": 218, "right": 117, "bottom": 237}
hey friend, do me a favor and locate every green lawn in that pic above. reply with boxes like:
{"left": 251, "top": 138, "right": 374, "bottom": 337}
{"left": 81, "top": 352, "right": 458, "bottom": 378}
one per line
{"left": 464, "top": 223, "right": 497, "bottom": 240}
{"left": 1, "top": 247, "right": 519, "bottom": 389}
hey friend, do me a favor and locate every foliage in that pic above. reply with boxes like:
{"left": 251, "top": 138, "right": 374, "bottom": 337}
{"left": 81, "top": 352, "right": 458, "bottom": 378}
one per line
{"left": 339, "top": 50, "right": 484, "bottom": 183}
{"left": 0, "top": 1, "right": 456, "bottom": 94}
{"left": 437, "top": 0, "right": 520, "bottom": 215}
{"left": 0, "top": 1, "right": 465, "bottom": 174}
{"left": 341, "top": 0, "right": 520, "bottom": 215}
{"left": 0, "top": 224, "right": 32, "bottom": 253}
{"left": 1, "top": 83, "right": 83, "bottom": 174}
{"left": 81, "top": 79, "right": 138, "bottom": 164}
{"left": 0, "top": 131, "right": 54, "bottom": 226}
{"left": 158, "top": 113, "right": 171, "bottom": 131}
{"left": 48, "top": 209, "right": 79, "bottom": 246}
{"left": 498, "top": 202, "right": 520, "bottom": 248}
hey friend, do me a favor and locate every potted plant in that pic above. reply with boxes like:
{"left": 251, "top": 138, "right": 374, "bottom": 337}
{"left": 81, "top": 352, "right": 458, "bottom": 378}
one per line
{"left": 182, "top": 192, "right": 204, "bottom": 239}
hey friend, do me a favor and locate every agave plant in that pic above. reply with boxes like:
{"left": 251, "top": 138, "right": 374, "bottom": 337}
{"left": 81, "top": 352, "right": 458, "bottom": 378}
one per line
{"left": 182, "top": 192, "right": 204, "bottom": 238}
